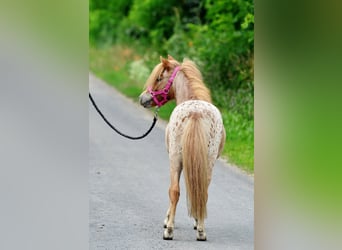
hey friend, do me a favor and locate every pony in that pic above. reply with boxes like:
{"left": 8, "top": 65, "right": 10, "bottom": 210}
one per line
{"left": 139, "top": 55, "right": 226, "bottom": 241}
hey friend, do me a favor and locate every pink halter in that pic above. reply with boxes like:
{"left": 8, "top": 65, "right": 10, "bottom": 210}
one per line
{"left": 147, "top": 66, "right": 180, "bottom": 107}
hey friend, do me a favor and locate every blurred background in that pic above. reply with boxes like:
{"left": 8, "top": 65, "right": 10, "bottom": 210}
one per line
{"left": 89, "top": 0, "right": 254, "bottom": 172}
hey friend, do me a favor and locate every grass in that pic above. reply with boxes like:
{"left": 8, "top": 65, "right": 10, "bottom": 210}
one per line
{"left": 89, "top": 45, "right": 254, "bottom": 173}
{"left": 89, "top": 46, "right": 141, "bottom": 98}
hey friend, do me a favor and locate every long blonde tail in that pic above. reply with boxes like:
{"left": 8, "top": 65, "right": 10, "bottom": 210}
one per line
{"left": 182, "top": 112, "right": 208, "bottom": 221}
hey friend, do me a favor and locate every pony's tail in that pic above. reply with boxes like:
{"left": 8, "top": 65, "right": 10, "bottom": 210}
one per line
{"left": 182, "top": 112, "right": 208, "bottom": 222}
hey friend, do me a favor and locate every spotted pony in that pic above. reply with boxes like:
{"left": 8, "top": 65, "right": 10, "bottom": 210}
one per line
{"left": 139, "top": 55, "right": 226, "bottom": 241}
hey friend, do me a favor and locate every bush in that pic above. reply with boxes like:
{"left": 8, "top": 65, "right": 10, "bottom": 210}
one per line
{"left": 89, "top": 0, "right": 133, "bottom": 46}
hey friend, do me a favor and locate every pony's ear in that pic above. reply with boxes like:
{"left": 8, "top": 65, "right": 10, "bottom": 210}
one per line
{"left": 167, "top": 55, "right": 174, "bottom": 61}
{"left": 160, "top": 56, "right": 171, "bottom": 68}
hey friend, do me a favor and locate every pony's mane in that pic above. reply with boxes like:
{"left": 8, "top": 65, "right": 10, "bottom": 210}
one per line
{"left": 180, "top": 59, "right": 212, "bottom": 103}
{"left": 144, "top": 58, "right": 211, "bottom": 103}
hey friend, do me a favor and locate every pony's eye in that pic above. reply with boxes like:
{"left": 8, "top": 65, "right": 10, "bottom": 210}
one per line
{"left": 157, "top": 77, "right": 162, "bottom": 82}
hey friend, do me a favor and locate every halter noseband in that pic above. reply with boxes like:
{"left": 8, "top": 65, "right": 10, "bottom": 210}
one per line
{"left": 147, "top": 66, "right": 180, "bottom": 107}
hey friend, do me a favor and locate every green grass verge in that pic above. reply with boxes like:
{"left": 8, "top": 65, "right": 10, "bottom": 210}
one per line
{"left": 89, "top": 45, "right": 254, "bottom": 172}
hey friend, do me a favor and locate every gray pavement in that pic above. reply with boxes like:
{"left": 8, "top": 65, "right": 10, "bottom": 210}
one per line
{"left": 89, "top": 73, "right": 254, "bottom": 250}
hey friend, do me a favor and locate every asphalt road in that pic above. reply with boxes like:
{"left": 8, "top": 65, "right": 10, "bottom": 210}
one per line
{"left": 89, "top": 74, "right": 254, "bottom": 250}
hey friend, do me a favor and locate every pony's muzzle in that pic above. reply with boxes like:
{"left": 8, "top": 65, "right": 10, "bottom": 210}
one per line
{"left": 139, "top": 92, "right": 153, "bottom": 108}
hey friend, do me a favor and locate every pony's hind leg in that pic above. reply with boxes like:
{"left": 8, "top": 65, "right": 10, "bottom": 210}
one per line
{"left": 196, "top": 187, "right": 209, "bottom": 241}
{"left": 192, "top": 208, "right": 207, "bottom": 241}
{"left": 196, "top": 219, "right": 207, "bottom": 241}
{"left": 163, "top": 165, "right": 181, "bottom": 240}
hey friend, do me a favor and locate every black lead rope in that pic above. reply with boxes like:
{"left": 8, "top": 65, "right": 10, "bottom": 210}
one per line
{"left": 89, "top": 93, "right": 158, "bottom": 140}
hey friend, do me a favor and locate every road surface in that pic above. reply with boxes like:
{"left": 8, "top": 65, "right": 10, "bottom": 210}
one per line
{"left": 89, "top": 74, "right": 254, "bottom": 250}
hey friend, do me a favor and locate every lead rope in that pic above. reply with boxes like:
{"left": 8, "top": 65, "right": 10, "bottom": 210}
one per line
{"left": 89, "top": 93, "right": 158, "bottom": 140}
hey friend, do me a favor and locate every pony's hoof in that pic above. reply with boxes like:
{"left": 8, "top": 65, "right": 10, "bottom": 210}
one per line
{"left": 196, "top": 230, "right": 207, "bottom": 241}
{"left": 163, "top": 228, "right": 174, "bottom": 240}
{"left": 163, "top": 235, "right": 173, "bottom": 240}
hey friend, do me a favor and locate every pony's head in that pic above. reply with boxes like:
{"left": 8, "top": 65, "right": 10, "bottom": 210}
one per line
{"left": 139, "top": 55, "right": 180, "bottom": 108}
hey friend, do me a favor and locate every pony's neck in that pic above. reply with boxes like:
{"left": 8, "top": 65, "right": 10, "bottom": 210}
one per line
{"left": 172, "top": 71, "right": 194, "bottom": 105}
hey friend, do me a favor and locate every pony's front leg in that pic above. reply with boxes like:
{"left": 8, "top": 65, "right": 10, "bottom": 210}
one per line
{"left": 163, "top": 208, "right": 170, "bottom": 228}
{"left": 163, "top": 166, "right": 181, "bottom": 240}
{"left": 193, "top": 218, "right": 198, "bottom": 230}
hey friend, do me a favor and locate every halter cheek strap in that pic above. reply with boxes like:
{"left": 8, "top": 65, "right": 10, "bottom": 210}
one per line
{"left": 147, "top": 66, "right": 180, "bottom": 107}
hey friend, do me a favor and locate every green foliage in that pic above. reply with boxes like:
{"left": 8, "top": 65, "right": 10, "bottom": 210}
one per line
{"left": 89, "top": 0, "right": 133, "bottom": 46}
{"left": 116, "top": 0, "right": 182, "bottom": 48}
{"left": 195, "top": 0, "right": 254, "bottom": 88}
